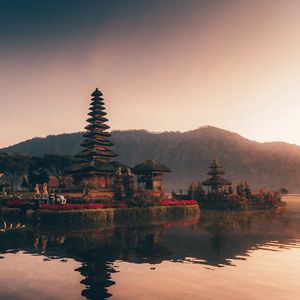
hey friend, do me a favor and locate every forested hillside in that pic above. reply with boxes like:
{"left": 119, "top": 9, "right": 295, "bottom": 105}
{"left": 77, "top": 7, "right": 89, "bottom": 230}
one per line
{"left": 2, "top": 126, "right": 300, "bottom": 192}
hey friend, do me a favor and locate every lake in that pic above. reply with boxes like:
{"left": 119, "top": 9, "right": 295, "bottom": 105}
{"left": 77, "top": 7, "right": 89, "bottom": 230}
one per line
{"left": 0, "top": 195, "right": 300, "bottom": 300}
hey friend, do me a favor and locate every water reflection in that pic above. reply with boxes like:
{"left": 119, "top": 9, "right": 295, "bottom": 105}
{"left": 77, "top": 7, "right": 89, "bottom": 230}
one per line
{"left": 1, "top": 197, "right": 300, "bottom": 299}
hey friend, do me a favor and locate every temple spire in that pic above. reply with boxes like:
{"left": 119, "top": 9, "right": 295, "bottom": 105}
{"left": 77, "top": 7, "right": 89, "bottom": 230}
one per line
{"left": 66, "top": 88, "right": 119, "bottom": 195}
{"left": 75, "top": 88, "right": 117, "bottom": 163}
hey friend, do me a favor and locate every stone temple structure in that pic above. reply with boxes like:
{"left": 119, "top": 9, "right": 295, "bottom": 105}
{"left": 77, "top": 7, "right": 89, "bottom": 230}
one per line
{"left": 67, "top": 88, "right": 117, "bottom": 199}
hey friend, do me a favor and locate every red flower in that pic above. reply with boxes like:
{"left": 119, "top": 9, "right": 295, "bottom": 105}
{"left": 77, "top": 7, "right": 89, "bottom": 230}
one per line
{"left": 159, "top": 199, "right": 198, "bottom": 206}
{"left": 5, "top": 199, "right": 25, "bottom": 207}
{"left": 39, "top": 203, "right": 128, "bottom": 211}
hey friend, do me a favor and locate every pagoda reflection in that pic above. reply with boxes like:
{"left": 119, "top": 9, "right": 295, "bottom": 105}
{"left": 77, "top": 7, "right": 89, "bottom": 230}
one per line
{"left": 0, "top": 209, "right": 300, "bottom": 299}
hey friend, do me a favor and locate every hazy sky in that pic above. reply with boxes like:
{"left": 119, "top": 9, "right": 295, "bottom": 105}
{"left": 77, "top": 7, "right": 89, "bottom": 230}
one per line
{"left": 0, "top": 0, "right": 300, "bottom": 147}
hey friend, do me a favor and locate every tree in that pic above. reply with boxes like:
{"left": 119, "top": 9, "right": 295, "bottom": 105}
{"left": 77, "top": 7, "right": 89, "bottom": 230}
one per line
{"left": 0, "top": 152, "right": 28, "bottom": 191}
{"left": 279, "top": 187, "right": 289, "bottom": 195}
{"left": 43, "top": 154, "right": 74, "bottom": 187}
{"left": 187, "top": 181, "right": 204, "bottom": 201}
{"left": 27, "top": 156, "right": 49, "bottom": 187}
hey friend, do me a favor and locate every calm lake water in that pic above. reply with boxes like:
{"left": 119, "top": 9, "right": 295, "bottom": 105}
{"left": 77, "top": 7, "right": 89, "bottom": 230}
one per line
{"left": 1, "top": 196, "right": 300, "bottom": 300}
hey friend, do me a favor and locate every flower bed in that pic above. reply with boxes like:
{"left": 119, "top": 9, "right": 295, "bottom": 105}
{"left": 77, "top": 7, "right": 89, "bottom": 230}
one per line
{"left": 39, "top": 203, "right": 128, "bottom": 211}
{"left": 4, "top": 198, "right": 26, "bottom": 208}
{"left": 159, "top": 199, "right": 198, "bottom": 206}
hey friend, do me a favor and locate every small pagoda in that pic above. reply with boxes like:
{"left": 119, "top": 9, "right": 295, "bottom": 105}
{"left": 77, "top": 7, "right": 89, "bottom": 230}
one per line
{"left": 202, "top": 159, "right": 232, "bottom": 192}
{"left": 132, "top": 160, "right": 171, "bottom": 196}
{"left": 68, "top": 88, "right": 117, "bottom": 198}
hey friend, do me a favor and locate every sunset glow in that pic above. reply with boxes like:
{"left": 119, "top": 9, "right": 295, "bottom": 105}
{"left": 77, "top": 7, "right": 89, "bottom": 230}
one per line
{"left": 0, "top": 0, "right": 300, "bottom": 147}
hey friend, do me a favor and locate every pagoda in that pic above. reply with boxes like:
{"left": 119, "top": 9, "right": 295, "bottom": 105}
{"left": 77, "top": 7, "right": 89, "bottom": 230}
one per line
{"left": 68, "top": 88, "right": 117, "bottom": 198}
{"left": 202, "top": 159, "right": 232, "bottom": 192}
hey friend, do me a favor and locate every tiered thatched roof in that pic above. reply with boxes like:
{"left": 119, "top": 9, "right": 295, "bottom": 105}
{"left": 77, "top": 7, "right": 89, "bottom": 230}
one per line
{"left": 202, "top": 159, "right": 231, "bottom": 187}
{"left": 68, "top": 88, "right": 117, "bottom": 175}
{"left": 132, "top": 160, "right": 171, "bottom": 175}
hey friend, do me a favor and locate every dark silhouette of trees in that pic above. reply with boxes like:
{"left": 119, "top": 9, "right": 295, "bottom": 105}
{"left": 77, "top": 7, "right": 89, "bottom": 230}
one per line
{"left": 43, "top": 154, "right": 74, "bottom": 187}
{"left": 0, "top": 153, "right": 75, "bottom": 191}
{"left": 28, "top": 157, "right": 49, "bottom": 187}
{"left": 279, "top": 187, "right": 289, "bottom": 195}
{"left": 0, "top": 152, "right": 28, "bottom": 191}
{"left": 187, "top": 181, "right": 204, "bottom": 201}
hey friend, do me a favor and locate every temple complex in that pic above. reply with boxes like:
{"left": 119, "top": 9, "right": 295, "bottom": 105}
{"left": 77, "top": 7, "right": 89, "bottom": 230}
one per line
{"left": 66, "top": 89, "right": 171, "bottom": 200}
{"left": 202, "top": 159, "right": 232, "bottom": 192}
{"left": 67, "top": 88, "right": 117, "bottom": 199}
{"left": 132, "top": 160, "right": 171, "bottom": 196}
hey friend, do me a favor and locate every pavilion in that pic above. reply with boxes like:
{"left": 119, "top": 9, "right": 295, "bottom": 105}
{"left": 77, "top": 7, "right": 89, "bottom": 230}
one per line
{"left": 202, "top": 159, "right": 232, "bottom": 192}
{"left": 132, "top": 160, "right": 171, "bottom": 196}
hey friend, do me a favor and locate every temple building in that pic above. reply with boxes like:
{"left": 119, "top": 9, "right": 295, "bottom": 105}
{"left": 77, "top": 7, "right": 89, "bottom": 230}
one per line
{"left": 132, "top": 160, "right": 171, "bottom": 196}
{"left": 66, "top": 88, "right": 171, "bottom": 200}
{"left": 202, "top": 159, "right": 232, "bottom": 192}
{"left": 67, "top": 88, "right": 117, "bottom": 199}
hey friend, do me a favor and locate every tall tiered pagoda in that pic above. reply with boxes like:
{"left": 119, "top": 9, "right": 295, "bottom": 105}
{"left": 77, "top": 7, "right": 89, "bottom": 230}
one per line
{"left": 202, "top": 159, "right": 232, "bottom": 192}
{"left": 68, "top": 88, "right": 117, "bottom": 197}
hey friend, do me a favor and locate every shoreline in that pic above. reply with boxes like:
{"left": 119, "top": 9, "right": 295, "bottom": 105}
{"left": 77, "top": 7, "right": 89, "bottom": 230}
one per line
{"left": 1, "top": 205, "right": 200, "bottom": 225}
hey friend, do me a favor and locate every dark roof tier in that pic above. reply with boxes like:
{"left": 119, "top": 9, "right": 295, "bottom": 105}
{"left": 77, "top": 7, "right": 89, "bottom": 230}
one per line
{"left": 68, "top": 160, "right": 115, "bottom": 174}
{"left": 90, "top": 96, "right": 104, "bottom": 101}
{"left": 132, "top": 160, "right": 171, "bottom": 174}
{"left": 88, "top": 110, "right": 107, "bottom": 116}
{"left": 207, "top": 169, "right": 225, "bottom": 176}
{"left": 90, "top": 104, "right": 105, "bottom": 110}
{"left": 75, "top": 148, "right": 117, "bottom": 159}
{"left": 85, "top": 124, "right": 110, "bottom": 131}
{"left": 86, "top": 116, "right": 108, "bottom": 123}
{"left": 91, "top": 88, "right": 103, "bottom": 97}
{"left": 82, "top": 135, "right": 113, "bottom": 143}
{"left": 83, "top": 131, "right": 111, "bottom": 138}
{"left": 80, "top": 139, "right": 114, "bottom": 148}
{"left": 202, "top": 177, "right": 232, "bottom": 186}
{"left": 90, "top": 98, "right": 103, "bottom": 104}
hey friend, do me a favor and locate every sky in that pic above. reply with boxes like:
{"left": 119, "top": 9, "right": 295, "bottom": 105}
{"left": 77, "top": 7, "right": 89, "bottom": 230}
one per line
{"left": 0, "top": 0, "right": 300, "bottom": 148}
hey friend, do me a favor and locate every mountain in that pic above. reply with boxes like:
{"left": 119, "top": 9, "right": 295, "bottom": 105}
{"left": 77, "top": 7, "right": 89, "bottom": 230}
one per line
{"left": 2, "top": 126, "right": 300, "bottom": 192}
